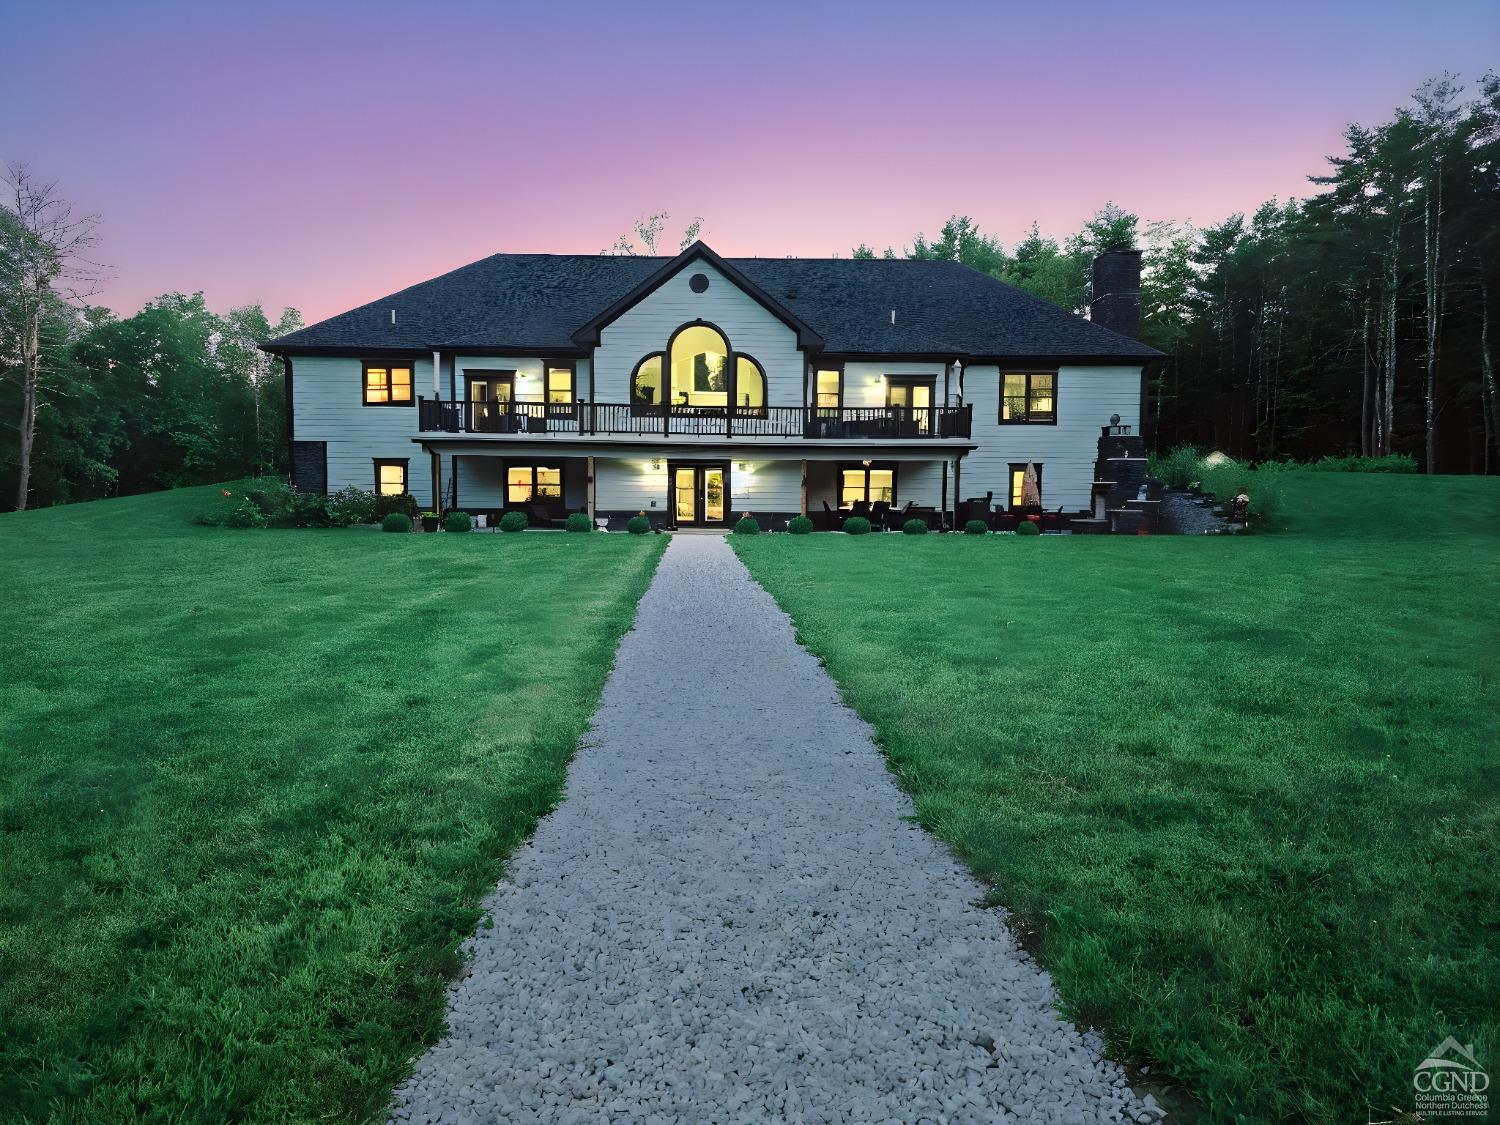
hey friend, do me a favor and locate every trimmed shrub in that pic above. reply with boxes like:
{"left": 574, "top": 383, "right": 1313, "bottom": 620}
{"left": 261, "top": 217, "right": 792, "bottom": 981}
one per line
{"left": 498, "top": 510, "right": 529, "bottom": 533}
{"left": 287, "top": 491, "right": 332, "bottom": 528}
{"left": 1016, "top": 519, "right": 1041, "bottom": 536}
{"left": 195, "top": 491, "right": 267, "bottom": 529}
{"left": 964, "top": 519, "right": 989, "bottom": 535}
{"left": 1199, "top": 459, "right": 1286, "bottom": 527}
{"left": 843, "top": 516, "right": 872, "bottom": 535}
{"left": 328, "top": 486, "right": 377, "bottom": 527}
{"left": 1308, "top": 453, "right": 1418, "bottom": 473}
{"left": 244, "top": 479, "right": 294, "bottom": 519}
{"left": 788, "top": 515, "right": 814, "bottom": 535}
{"left": 374, "top": 492, "right": 420, "bottom": 520}
{"left": 381, "top": 513, "right": 411, "bottom": 533}
{"left": 902, "top": 518, "right": 929, "bottom": 535}
{"left": 626, "top": 515, "right": 651, "bottom": 535}
{"left": 733, "top": 515, "right": 760, "bottom": 535}
{"left": 443, "top": 510, "right": 473, "bottom": 534}
{"left": 565, "top": 511, "right": 593, "bottom": 533}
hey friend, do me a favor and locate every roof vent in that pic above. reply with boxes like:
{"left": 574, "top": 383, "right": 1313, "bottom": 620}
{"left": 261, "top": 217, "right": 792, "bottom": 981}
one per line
{"left": 390, "top": 309, "right": 396, "bottom": 325}
{"left": 890, "top": 309, "right": 896, "bottom": 325}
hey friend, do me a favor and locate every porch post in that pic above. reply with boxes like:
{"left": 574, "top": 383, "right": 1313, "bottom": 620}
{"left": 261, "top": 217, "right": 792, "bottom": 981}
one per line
{"left": 432, "top": 349, "right": 441, "bottom": 398}
{"left": 799, "top": 459, "right": 808, "bottom": 517}
{"left": 430, "top": 449, "right": 440, "bottom": 513}
{"left": 953, "top": 455, "right": 962, "bottom": 526}
{"left": 940, "top": 460, "right": 948, "bottom": 532}
{"left": 587, "top": 456, "right": 595, "bottom": 522}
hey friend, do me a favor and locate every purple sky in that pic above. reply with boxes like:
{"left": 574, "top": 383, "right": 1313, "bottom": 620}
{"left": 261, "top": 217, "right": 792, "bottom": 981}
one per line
{"left": 3, "top": 0, "right": 1495, "bottom": 324}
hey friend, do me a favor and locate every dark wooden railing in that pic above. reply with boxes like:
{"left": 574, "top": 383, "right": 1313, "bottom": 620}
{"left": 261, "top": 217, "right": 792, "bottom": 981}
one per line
{"left": 418, "top": 399, "right": 973, "bottom": 439}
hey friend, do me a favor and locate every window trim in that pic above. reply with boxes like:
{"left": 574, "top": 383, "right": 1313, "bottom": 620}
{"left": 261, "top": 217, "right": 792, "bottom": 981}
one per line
{"left": 1008, "top": 462, "right": 1043, "bottom": 510}
{"left": 837, "top": 461, "right": 898, "bottom": 507}
{"left": 731, "top": 353, "right": 769, "bottom": 417}
{"left": 362, "top": 360, "right": 416, "bottom": 407}
{"left": 999, "top": 370, "right": 1058, "bottom": 425}
{"left": 503, "top": 460, "right": 566, "bottom": 508}
{"left": 373, "top": 457, "right": 410, "bottom": 496}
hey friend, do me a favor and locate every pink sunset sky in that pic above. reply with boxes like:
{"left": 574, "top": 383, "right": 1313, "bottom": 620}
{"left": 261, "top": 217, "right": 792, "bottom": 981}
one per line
{"left": 3, "top": 0, "right": 1496, "bottom": 325}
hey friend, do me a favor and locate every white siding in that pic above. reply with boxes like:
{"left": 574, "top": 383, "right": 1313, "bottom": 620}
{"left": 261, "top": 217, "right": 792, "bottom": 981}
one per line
{"left": 593, "top": 262, "right": 804, "bottom": 406}
{"left": 731, "top": 460, "right": 800, "bottom": 514}
{"left": 595, "top": 457, "right": 668, "bottom": 514}
{"left": 593, "top": 457, "right": 801, "bottom": 516}
{"left": 292, "top": 355, "right": 433, "bottom": 499}
{"left": 961, "top": 364, "right": 1142, "bottom": 510}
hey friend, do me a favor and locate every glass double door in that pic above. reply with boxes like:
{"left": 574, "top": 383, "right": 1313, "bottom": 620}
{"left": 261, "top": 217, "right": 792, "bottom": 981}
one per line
{"left": 671, "top": 462, "right": 729, "bottom": 527}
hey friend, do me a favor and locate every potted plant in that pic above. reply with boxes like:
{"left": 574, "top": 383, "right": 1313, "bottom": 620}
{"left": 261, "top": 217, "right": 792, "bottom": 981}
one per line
{"left": 420, "top": 510, "right": 440, "bottom": 532}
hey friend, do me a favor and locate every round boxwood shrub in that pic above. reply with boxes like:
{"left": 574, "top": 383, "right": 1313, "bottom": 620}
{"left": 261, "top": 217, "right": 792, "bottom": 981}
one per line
{"left": 902, "top": 518, "right": 928, "bottom": 535}
{"left": 733, "top": 515, "right": 760, "bottom": 535}
{"left": 1016, "top": 519, "right": 1041, "bottom": 536}
{"left": 626, "top": 515, "right": 651, "bottom": 535}
{"left": 499, "top": 510, "right": 529, "bottom": 533}
{"left": 565, "top": 511, "right": 593, "bottom": 533}
{"left": 788, "top": 515, "right": 814, "bottom": 535}
{"left": 964, "top": 519, "right": 989, "bottom": 535}
{"left": 443, "top": 510, "right": 472, "bottom": 534}
{"left": 843, "top": 516, "right": 872, "bottom": 535}
{"left": 381, "top": 513, "right": 411, "bottom": 533}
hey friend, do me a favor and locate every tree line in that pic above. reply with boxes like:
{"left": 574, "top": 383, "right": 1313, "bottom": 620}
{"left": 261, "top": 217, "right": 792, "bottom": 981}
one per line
{"left": 0, "top": 166, "right": 301, "bottom": 511}
{"left": 858, "top": 72, "right": 1500, "bottom": 472}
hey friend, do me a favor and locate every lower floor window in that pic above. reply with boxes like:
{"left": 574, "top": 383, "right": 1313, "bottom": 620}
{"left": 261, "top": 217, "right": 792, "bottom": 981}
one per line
{"left": 1009, "top": 463, "right": 1042, "bottom": 508}
{"left": 375, "top": 458, "right": 408, "bottom": 496}
{"left": 507, "top": 464, "right": 562, "bottom": 504}
{"left": 839, "top": 463, "right": 896, "bottom": 506}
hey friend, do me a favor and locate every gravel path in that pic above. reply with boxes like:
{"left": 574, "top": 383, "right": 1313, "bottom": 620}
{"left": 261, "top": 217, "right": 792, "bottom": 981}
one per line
{"left": 390, "top": 534, "right": 1156, "bottom": 1125}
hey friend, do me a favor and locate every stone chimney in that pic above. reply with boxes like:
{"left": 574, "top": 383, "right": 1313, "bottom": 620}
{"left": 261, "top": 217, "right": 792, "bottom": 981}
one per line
{"left": 1090, "top": 246, "right": 1143, "bottom": 339}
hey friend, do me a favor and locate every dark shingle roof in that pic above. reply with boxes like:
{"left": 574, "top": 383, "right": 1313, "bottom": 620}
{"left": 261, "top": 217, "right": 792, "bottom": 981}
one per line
{"left": 264, "top": 246, "right": 1159, "bottom": 359}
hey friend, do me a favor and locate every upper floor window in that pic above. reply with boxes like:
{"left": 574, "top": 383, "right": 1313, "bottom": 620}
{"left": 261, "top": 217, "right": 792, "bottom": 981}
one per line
{"left": 1001, "top": 372, "right": 1056, "bottom": 423}
{"left": 631, "top": 321, "right": 767, "bottom": 415}
{"left": 364, "top": 361, "right": 413, "bottom": 405}
{"left": 815, "top": 368, "right": 841, "bottom": 413}
{"left": 546, "top": 364, "right": 575, "bottom": 416}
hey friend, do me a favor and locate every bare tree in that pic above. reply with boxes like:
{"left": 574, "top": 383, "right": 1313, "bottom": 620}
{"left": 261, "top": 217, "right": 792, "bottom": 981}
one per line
{"left": 1, "top": 165, "right": 100, "bottom": 510}
{"left": 604, "top": 212, "right": 706, "bottom": 256}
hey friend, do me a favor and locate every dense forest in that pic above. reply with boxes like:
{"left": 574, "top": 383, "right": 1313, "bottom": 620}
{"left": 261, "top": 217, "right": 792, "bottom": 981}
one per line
{"left": 2, "top": 72, "right": 1496, "bottom": 511}
{"left": 859, "top": 72, "right": 1500, "bottom": 473}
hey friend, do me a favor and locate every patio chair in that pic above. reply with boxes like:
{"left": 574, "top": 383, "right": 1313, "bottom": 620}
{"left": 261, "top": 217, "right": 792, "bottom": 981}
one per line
{"left": 1038, "top": 506, "right": 1067, "bottom": 533}
{"left": 884, "top": 501, "right": 914, "bottom": 531}
{"left": 849, "top": 499, "right": 871, "bottom": 521}
{"left": 528, "top": 503, "right": 567, "bottom": 529}
{"left": 870, "top": 500, "right": 890, "bottom": 528}
{"left": 819, "top": 499, "right": 841, "bottom": 531}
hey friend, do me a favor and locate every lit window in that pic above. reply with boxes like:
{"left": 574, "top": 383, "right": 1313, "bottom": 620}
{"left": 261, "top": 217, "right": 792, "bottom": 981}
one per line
{"left": 547, "top": 365, "right": 575, "bottom": 416}
{"left": 815, "top": 369, "right": 841, "bottom": 412}
{"left": 735, "top": 356, "right": 767, "bottom": 415}
{"left": 507, "top": 464, "right": 563, "bottom": 504}
{"left": 840, "top": 464, "right": 895, "bottom": 506}
{"left": 375, "top": 459, "right": 408, "bottom": 496}
{"left": 1009, "top": 463, "right": 1042, "bottom": 509}
{"left": 670, "top": 324, "right": 729, "bottom": 408}
{"left": 631, "top": 354, "right": 664, "bottom": 411}
{"left": 1001, "top": 372, "right": 1056, "bottom": 423}
{"left": 364, "top": 362, "right": 413, "bottom": 405}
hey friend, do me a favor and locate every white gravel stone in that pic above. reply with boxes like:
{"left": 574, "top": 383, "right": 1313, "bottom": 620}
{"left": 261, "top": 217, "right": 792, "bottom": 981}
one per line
{"left": 388, "top": 534, "right": 1150, "bottom": 1124}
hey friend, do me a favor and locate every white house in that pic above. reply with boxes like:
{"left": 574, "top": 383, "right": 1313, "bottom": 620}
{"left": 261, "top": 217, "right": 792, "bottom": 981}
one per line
{"left": 262, "top": 242, "right": 1159, "bottom": 529}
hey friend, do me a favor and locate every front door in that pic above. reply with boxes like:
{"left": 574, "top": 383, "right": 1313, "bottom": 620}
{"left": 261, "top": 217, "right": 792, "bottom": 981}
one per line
{"left": 670, "top": 462, "right": 729, "bottom": 527}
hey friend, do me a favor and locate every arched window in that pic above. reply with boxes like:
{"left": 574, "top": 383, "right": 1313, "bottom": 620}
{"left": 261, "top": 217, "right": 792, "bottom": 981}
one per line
{"left": 630, "top": 353, "right": 664, "bottom": 412}
{"left": 735, "top": 355, "right": 767, "bottom": 416}
{"left": 668, "top": 322, "right": 730, "bottom": 409}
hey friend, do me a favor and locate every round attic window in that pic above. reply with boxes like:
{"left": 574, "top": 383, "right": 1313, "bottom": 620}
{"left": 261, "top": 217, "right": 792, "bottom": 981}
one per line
{"left": 689, "top": 272, "right": 710, "bottom": 294}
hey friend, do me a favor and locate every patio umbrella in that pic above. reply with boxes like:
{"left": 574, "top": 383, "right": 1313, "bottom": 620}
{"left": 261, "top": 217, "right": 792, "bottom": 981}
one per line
{"left": 1022, "top": 461, "right": 1041, "bottom": 507}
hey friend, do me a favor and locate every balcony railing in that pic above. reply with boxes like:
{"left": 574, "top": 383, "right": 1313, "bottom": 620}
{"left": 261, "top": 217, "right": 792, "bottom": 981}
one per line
{"left": 417, "top": 399, "right": 973, "bottom": 440}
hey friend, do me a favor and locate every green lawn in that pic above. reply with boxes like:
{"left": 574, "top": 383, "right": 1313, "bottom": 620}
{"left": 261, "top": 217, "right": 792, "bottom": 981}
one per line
{"left": 733, "top": 473, "right": 1500, "bottom": 1124}
{"left": 0, "top": 488, "right": 664, "bottom": 1123}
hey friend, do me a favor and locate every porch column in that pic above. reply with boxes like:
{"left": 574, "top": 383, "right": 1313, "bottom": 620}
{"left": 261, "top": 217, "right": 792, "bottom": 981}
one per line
{"left": 799, "top": 459, "right": 808, "bottom": 517}
{"left": 940, "top": 460, "right": 948, "bottom": 531}
{"left": 432, "top": 349, "right": 441, "bottom": 397}
{"left": 953, "top": 455, "right": 962, "bottom": 525}
{"left": 430, "top": 449, "right": 440, "bottom": 513}
{"left": 587, "top": 456, "right": 596, "bottom": 521}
